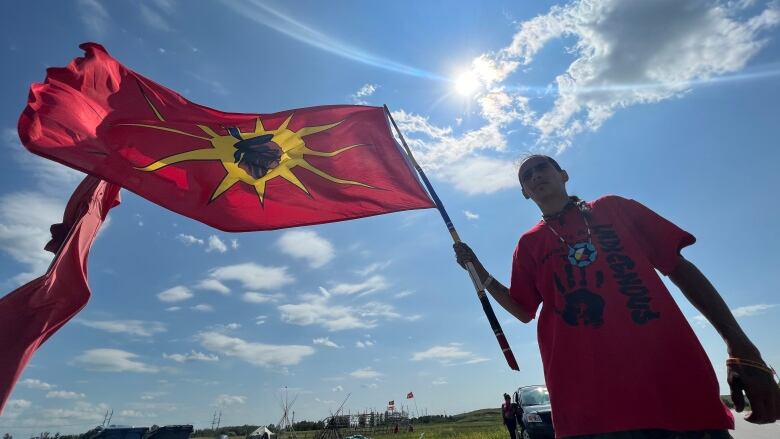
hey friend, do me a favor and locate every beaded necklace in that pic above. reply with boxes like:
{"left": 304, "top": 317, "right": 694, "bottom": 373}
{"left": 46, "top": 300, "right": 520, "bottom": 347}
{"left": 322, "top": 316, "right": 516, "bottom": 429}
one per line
{"left": 542, "top": 201, "right": 598, "bottom": 267}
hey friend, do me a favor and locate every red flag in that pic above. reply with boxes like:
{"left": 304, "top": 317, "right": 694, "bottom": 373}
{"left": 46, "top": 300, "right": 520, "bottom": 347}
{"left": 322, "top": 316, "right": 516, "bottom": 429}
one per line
{"left": 407, "top": 391, "right": 414, "bottom": 399}
{"left": 19, "top": 43, "right": 434, "bottom": 232}
{"left": 0, "top": 176, "right": 120, "bottom": 414}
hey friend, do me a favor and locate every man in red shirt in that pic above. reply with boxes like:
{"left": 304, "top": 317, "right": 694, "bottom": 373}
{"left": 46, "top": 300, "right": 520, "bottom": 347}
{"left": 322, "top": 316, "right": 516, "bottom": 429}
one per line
{"left": 454, "top": 155, "right": 779, "bottom": 438}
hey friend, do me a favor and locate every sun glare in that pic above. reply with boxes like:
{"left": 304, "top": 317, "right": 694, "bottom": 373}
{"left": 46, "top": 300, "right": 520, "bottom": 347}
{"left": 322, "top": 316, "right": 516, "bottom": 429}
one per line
{"left": 454, "top": 72, "right": 480, "bottom": 97}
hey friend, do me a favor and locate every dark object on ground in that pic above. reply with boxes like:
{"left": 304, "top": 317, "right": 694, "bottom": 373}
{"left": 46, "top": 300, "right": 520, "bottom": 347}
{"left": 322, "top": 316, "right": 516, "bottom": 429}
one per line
{"left": 143, "top": 425, "right": 194, "bottom": 439}
{"left": 514, "top": 385, "right": 554, "bottom": 439}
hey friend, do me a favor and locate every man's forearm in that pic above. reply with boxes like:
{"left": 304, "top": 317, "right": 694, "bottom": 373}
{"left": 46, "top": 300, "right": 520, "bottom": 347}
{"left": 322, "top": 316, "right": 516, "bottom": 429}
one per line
{"left": 669, "top": 257, "right": 761, "bottom": 359}
{"left": 485, "top": 280, "right": 532, "bottom": 323}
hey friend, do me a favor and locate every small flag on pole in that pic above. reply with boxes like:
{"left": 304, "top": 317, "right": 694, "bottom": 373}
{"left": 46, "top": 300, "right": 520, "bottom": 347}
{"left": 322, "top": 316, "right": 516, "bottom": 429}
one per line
{"left": 407, "top": 392, "right": 414, "bottom": 399}
{"left": 388, "top": 400, "right": 395, "bottom": 411}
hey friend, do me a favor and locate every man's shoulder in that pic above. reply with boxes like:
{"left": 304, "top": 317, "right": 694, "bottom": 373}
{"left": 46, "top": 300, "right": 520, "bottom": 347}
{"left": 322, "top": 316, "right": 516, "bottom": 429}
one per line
{"left": 590, "top": 194, "right": 631, "bottom": 208}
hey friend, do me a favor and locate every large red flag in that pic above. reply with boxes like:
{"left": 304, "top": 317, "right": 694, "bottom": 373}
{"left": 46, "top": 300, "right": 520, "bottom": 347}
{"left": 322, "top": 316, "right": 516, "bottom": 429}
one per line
{"left": 0, "top": 176, "right": 120, "bottom": 414}
{"left": 19, "top": 43, "right": 433, "bottom": 232}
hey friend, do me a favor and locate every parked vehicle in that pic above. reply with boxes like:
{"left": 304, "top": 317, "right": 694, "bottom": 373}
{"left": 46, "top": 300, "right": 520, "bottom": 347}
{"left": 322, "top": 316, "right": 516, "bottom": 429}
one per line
{"left": 513, "top": 385, "right": 554, "bottom": 439}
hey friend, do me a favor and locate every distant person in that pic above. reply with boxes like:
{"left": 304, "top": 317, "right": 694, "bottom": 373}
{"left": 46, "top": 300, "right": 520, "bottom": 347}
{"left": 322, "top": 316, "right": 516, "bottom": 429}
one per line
{"left": 502, "top": 393, "right": 518, "bottom": 439}
{"left": 454, "top": 154, "right": 779, "bottom": 438}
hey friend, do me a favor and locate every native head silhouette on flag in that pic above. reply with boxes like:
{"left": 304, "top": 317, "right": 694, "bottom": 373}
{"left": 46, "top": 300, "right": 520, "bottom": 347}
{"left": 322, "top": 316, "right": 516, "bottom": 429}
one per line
{"left": 19, "top": 43, "right": 434, "bottom": 232}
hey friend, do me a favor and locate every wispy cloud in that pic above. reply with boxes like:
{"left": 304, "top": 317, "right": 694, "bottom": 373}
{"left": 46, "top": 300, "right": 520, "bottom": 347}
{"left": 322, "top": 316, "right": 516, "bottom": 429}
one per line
{"left": 195, "top": 278, "right": 231, "bottom": 295}
{"left": 191, "top": 303, "right": 214, "bottom": 312}
{"left": 74, "top": 349, "right": 159, "bottom": 373}
{"left": 277, "top": 230, "right": 335, "bottom": 268}
{"left": 351, "top": 83, "right": 379, "bottom": 104}
{"left": 313, "top": 337, "right": 342, "bottom": 349}
{"left": 163, "top": 350, "right": 219, "bottom": 363}
{"left": 206, "top": 235, "right": 228, "bottom": 253}
{"left": 46, "top": 390, "right": 86, "bottom": 399}
{"left": 242, "top": 292, "right": 284, "bottom": 303}
{"left": 177, "top": 233, "right": 204, "bottom": 246}
{"left": 139, "top": 3, "right": 173, "bottom": 32}
{"left": 197, "top": 331, "right": 314, "bottom": 367}
{"left": 221, "top": 0, "right": 443, "bottom": 80}
{"left": 77, "top": 320, "right": 167, "bottom": 337}
{"left": 693, "top": 303, "right": 778, "bottom": 326}
{"left": 157, "top": 285, "right": 193, "bottom": 302}
{"left": 349, "top": 367, "right": 383, "bottom": 379}
{"left": 77, "top": 0, "right": 110, "bottom": 38}
{"left": 20, "top": 379, "right": 55, "bottom": 390}
{"left": 464, "top": 210, "right": 480, "bottom": 220}
{"left": 330, "top": 275, "right": 389, "bottom": 296}
{"left": 215, "top": 394, "right": 246, "bottom": 406}
{"left": 411, "top": 343, "right": 489, "bottom": 365}
{"left": 210, "top": 263, "right": 294, "bottom": 290}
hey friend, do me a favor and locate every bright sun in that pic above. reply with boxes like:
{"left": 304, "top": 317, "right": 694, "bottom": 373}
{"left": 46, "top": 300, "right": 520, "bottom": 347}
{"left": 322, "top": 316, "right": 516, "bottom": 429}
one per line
{"left": 454, "top": 72, "right": 480, "bottom": 96}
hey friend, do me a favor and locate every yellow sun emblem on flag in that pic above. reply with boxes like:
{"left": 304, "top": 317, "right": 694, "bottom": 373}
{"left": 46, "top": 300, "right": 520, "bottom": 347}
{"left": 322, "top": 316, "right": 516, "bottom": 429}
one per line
{"left": 122, "top": 83, "right": 371, "bottom": 203}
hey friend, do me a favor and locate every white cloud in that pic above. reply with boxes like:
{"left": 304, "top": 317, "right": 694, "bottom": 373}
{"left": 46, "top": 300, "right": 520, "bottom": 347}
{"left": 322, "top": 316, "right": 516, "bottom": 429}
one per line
{"left": 693, "top": 303, "right": 778, "bottom": 326}
{"left": 46, "top": 390, "right": 86, "bottom": 399}
{"left": 5, "top": 129, "right": 84, "bottom": 191}
{"left": 277, "top": 230, "right": 335, "bottom": 268}
{"left": 215, "top": 394, "right": 246, "bottom": 406}
{"left": 20, "top": 378, "right": 55, "bottom": 390}
{"left": 74, "top": 349, "right": 158, "bottom": 373}
{"left": 393, "top": 290, "right": 414, "bottom": 299}
{"left": 255, "top": 315, "right": 268, "bottom": 325}
{"left": 165, "top": 306, "right": 181, "bottom": 312}
{"left": 355, "top": 340, "right": 375, "bottom": 349}
{"left": 77, "top": 0, "right": 110, "bottom": 37}
{"left": 210, "top": 263, "right": 294, "bottom": 290}
{"left": 157, "top": 286, "right": 193, "bottom": 302}
{"left": 231, "top": 239, "right": 239, "bottom": 249}
{"left": 177, "top": 233, "right": 204, "bottom": 246}
{"left": 163, "top": 350, "right": 219, "bottom": 363}
{"left": 279, "top": 293, "right": 411, "bottom": 331}
{"left": 191, "top": 303, "right": 214, "bottom": 312}
{"left": 390, "top": 110, "right": 507, "bottom": 172}
{"left": 119, "top": 409, "right": 148, "bottom": 418}
{"left": 0, "top": 191, "right": 64, "bottom": 283}
{"left": 732, "top": 303, "right": 778, "bottom": 317}
{"left": 195, "top": 278, "right": 231, "bottom": 295}
{"left": 355, "top": 84, "right": 378, "bottom": 98}
{"left": 207, "top": 235, "right": 228, "bottom": 253}
{"left": 197, "top": 331, "right": 314, "bottom": 367}
{"left": 242, "top": 291, "right": 284, "bottom": 303}
{"left": 313, "top": 337, "right": 342, "bottom": 348}
{"left": 355, "top": 261, "right": 392, "bottom": 276}
{"left": 351, "top": 83, "right": 379, "bottom": 104}
{"left": 330, "top": 275, "right": 389, "bottom": 296}
{"left": 475, "top": 0, "right": 780, "bottom": 150}
{"left": 349, "top": 367, "right": 383, "bottom": 379}
{"left": 432, "top": 377, "right": 448, "bottom": 386}
{"left": 464, "top": 210, "right": 480, "bottom": 220}
{"left": 437, "top": 155, "right": 518, "bottom": 195}
{"left": 42, "top": 401, "right": 109, "bottom": 422}
{"left": 3, "top": 399, "right": 32, "bottom": 419}
{"left": 77, "top": 319, "right": 166, "bottom": 337}
{"left": 332, "top": 385, "right": 344, "bottom": 392}
{"left": 411, "top": 343, "right": 489, "bottom": 365}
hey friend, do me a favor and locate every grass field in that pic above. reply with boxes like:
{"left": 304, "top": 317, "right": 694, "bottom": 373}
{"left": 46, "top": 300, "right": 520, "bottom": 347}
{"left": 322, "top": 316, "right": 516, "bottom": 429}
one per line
{"left": 193, "top": 408, "right": 510, "bottom": 439}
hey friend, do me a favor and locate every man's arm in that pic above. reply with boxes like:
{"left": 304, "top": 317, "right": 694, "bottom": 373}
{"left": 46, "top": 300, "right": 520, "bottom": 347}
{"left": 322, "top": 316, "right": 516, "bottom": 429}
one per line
{"left": 454, "top": 243, "right": 532, "bottom": 323}
{"left": 669, "top": 256, "right": 779, "bottom": 423}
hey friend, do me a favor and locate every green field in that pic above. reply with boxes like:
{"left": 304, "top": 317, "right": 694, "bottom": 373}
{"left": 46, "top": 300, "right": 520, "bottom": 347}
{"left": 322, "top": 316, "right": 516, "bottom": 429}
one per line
{"left": 194, "top": 408, "right": 510, "bottom": 439}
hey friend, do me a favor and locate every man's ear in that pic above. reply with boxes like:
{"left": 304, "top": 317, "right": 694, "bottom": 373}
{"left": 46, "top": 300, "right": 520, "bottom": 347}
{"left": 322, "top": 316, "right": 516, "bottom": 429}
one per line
{"left": 561, "top": 170, "right": 569, "bottom": 183}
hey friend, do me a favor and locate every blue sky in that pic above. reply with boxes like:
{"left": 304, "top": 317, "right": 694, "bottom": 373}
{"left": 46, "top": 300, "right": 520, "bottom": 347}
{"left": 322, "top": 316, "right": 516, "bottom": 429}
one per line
{"left": 1, "top": 0, "right": 780, "bottom": 434}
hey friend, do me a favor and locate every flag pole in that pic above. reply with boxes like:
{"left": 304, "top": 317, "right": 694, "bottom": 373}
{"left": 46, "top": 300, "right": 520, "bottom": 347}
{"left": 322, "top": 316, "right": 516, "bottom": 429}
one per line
{"left": 383, "top": 104, "right": 519, "bottom": 371}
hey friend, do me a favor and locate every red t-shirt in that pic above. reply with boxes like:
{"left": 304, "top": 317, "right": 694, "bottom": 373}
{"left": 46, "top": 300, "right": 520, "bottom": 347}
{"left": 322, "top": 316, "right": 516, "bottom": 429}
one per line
{"left": 509, "top": 196, "right": 734, "bottom": 437}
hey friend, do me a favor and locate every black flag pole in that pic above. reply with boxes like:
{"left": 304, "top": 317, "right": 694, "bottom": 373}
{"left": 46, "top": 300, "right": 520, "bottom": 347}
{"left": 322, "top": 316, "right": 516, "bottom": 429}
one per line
{"left": 383, "top": 104, "right": 519, "bottom": 371}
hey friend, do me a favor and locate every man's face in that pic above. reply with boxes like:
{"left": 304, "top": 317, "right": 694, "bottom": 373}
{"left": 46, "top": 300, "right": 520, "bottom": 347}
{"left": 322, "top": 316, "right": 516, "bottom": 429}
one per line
{"left": 518, "top": 156, "right": 568, "bottom": 201}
